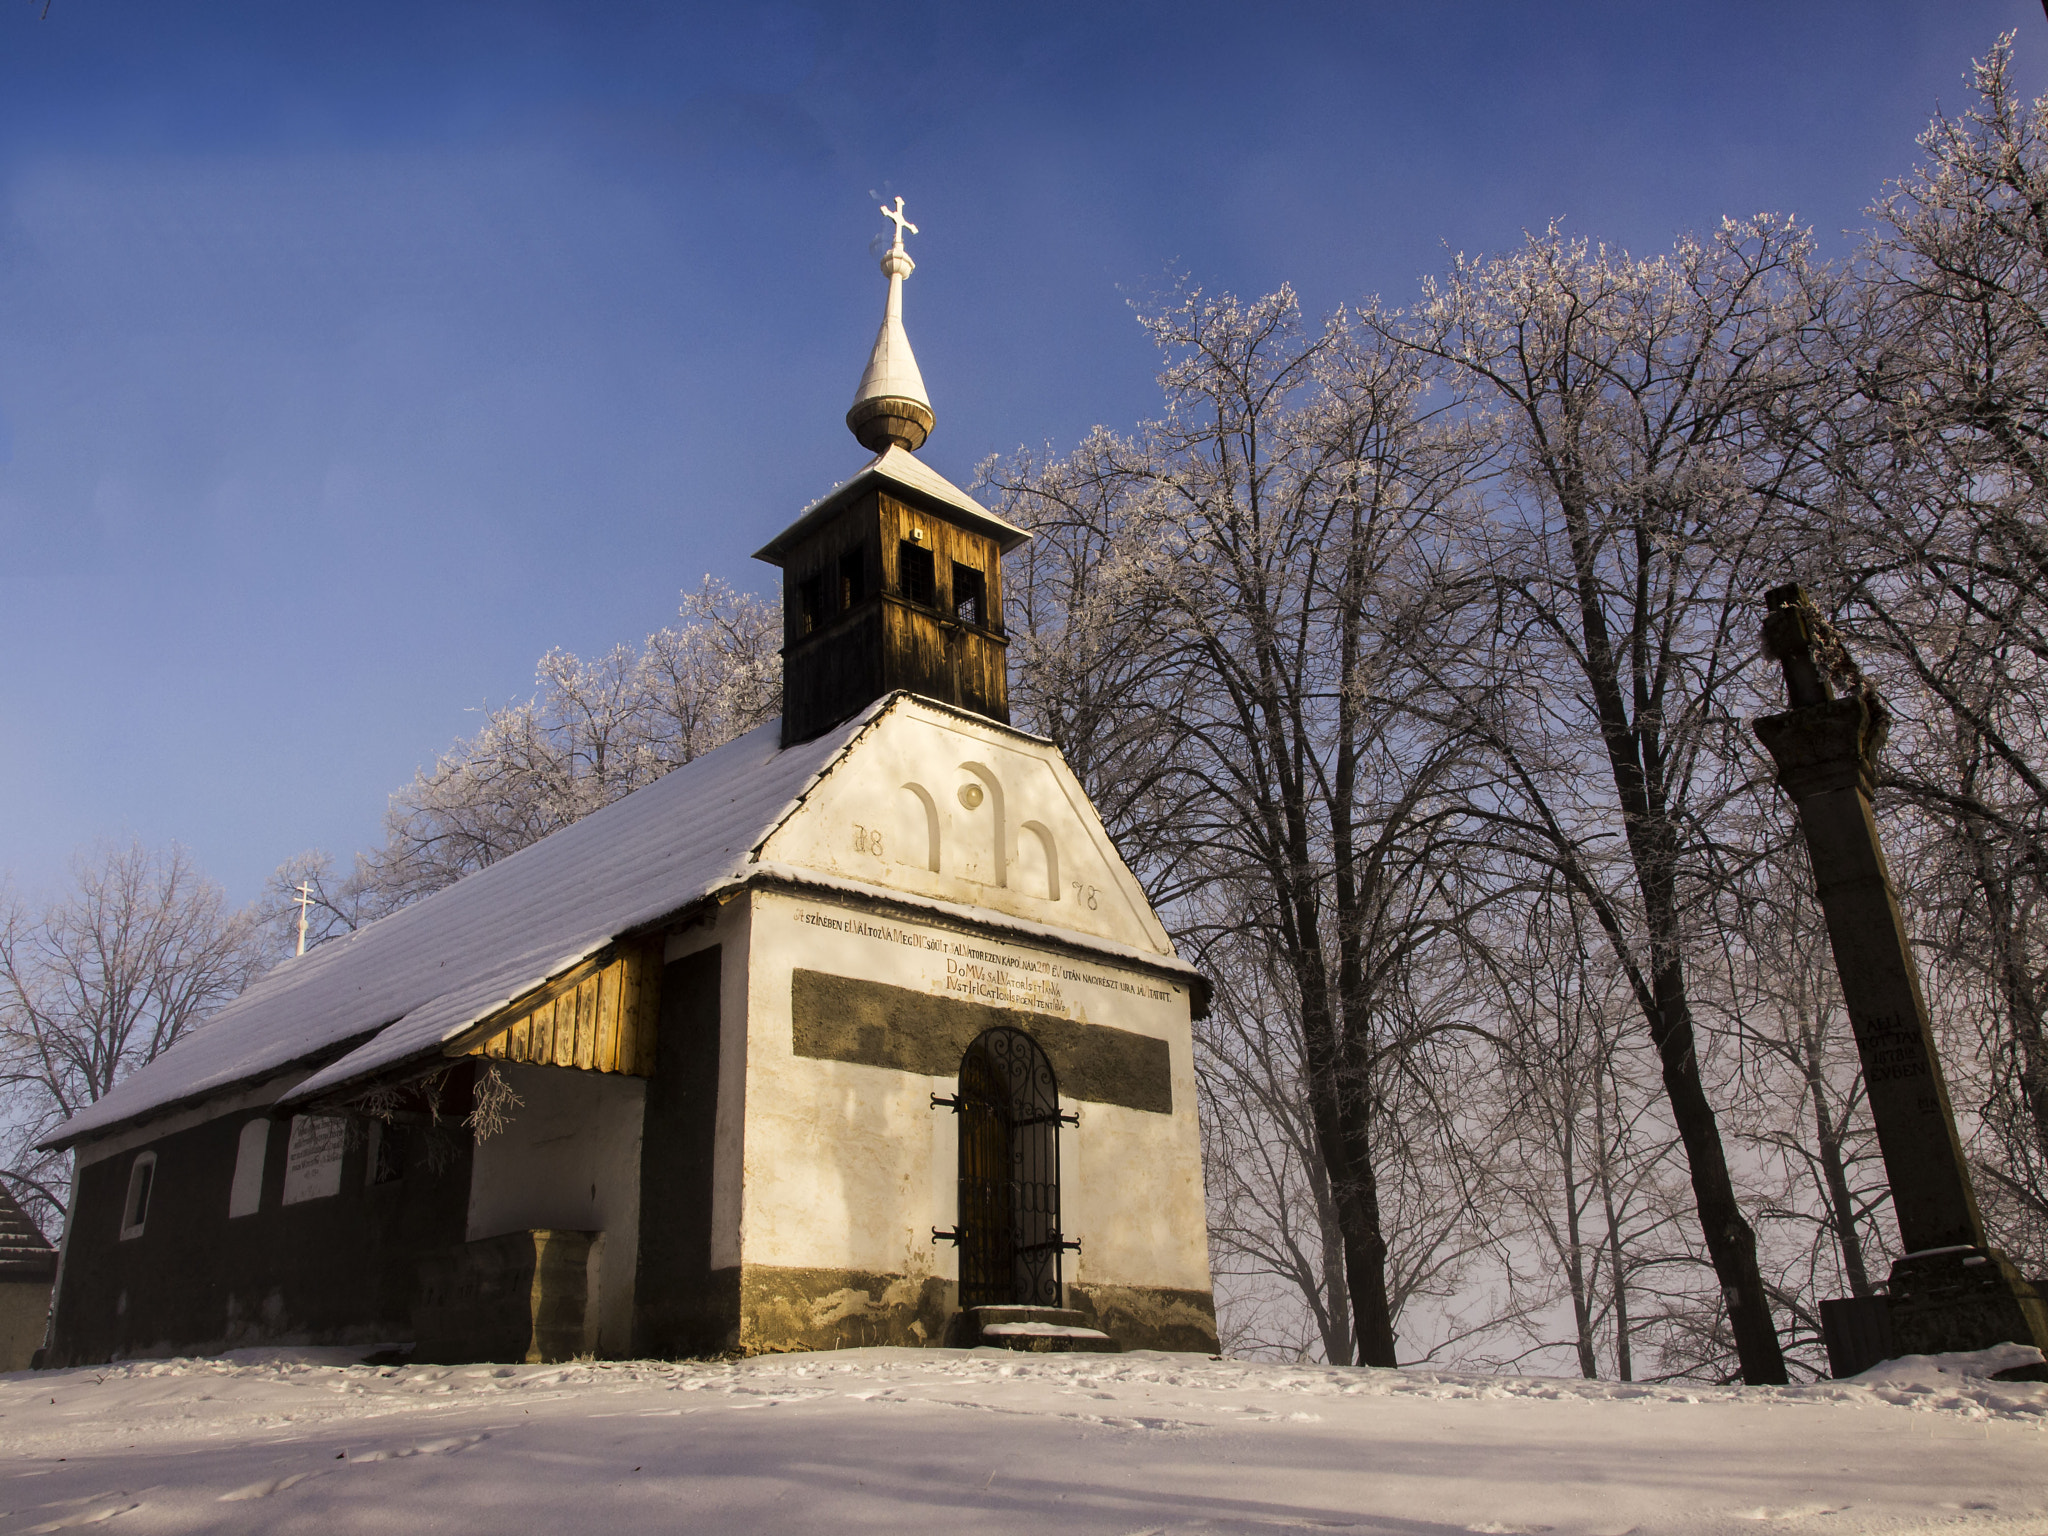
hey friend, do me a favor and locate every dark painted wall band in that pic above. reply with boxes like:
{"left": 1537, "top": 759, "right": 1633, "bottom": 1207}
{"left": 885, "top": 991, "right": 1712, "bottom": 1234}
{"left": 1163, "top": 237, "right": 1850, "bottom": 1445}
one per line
{"left": 790, "top": 969, "right": 1172, "bottom": 1114}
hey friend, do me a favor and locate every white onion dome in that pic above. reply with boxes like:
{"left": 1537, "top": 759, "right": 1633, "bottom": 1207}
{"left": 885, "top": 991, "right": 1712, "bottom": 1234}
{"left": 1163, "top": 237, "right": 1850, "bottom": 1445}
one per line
{"left": 847, "top": 197, "right": 935, "bottom": 453}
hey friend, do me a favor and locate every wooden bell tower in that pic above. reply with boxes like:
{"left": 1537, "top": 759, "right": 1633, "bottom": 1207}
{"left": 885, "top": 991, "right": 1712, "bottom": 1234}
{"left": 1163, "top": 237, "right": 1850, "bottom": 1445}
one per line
{"left": 754, "top": 200, "right": 1030, "bottom": 747}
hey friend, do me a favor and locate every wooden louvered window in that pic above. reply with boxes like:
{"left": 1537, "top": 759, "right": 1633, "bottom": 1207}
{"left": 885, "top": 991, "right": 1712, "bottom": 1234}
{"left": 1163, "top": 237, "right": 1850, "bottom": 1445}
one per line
{"left": 799, "top": 575, "right": 827, "bottom": 636}
{"left": 952, "top": 563, "right": 986, "bottom": 628}
{"left": 899, "top": 540, "right": 936, "bottom": 607}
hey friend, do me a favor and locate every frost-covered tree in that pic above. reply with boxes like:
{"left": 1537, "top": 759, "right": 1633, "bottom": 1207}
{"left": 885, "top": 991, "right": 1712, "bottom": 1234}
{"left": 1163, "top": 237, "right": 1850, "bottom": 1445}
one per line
{"left": 1458, "top": 882, "right": 1689, "bottom": 1381}
{"left": 266, "top": 578, "right": 780, "bottom": 943}
{"left": 0, "top": 841, "right": 267, "bottom": 1228}
{"left": 1781, "top": 38, "right": 2048, "bottom": 1275}
{"left": 987, "top": 284, "right": 1488, "bottom": 1365}
{"left": 1384, "top": 218, "right": 1823, "bottom": 1384}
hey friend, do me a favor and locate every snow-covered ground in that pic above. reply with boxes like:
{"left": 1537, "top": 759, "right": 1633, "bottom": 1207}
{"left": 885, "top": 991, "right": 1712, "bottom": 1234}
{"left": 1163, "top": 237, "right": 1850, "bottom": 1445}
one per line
{"left": 1, "top": 1345, "right": 2044, "bottom": 1535}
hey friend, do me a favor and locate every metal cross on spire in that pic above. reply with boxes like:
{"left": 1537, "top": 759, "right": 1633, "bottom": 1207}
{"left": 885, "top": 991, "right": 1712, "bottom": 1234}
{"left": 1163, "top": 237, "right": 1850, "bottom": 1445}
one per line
{"left": 880, "top": 196, "right": 917, "bottom": 254}
{"left": 846, "top": 194, "right": 933, "bottom": 452}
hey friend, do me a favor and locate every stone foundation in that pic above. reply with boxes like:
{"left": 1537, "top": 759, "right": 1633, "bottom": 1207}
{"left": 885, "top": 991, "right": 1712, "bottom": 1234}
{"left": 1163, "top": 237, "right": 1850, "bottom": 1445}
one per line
{"left": 1066, "top": 1283, "right": 1219, "bottom": 1353}
{"left": 734, "top": 1264, "right": 953, "bottom": 1353}
{"left": 723, "top": 1267, "right": 1218, "bottom": 1356}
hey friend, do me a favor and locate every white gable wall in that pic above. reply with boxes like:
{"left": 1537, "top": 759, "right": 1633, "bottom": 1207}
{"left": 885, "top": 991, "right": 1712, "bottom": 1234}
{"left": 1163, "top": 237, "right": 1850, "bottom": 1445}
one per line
{"left": 738, "top": 885, "right": 1210, "bottom": 1299}
{"left": 739, "top": 888, "right": 950, "bottom": 1286}
{"left": 723, "top": 700, "right": 1212, "bottom": 1348}
{"left": 759, "top": 701, "right": 1174, "bottom": 958}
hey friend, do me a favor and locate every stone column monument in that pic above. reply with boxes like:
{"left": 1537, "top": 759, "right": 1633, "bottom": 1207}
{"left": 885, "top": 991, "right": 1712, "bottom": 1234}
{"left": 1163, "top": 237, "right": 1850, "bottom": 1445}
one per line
{"left": 1754, "top": 583, "right": 2048, "bottom": 1365}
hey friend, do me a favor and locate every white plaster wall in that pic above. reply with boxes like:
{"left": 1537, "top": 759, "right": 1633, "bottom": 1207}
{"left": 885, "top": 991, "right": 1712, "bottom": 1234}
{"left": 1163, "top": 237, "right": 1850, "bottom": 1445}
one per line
{"left": 466, "top": 1063, "right": 645, "bottom": 1355}
{"left": 759, "top": 701, "right": 1175, "bottom": 957}
{"left": 737, "top": 887, "right": 1211, "bottom": 1297}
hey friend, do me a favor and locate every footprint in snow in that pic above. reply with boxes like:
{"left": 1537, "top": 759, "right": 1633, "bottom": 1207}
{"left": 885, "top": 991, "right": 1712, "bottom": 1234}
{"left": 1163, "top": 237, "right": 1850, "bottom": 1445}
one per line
{"left": 1728, "top": 1508, "right": 1848, "bottom": 1522}
{"left": 219, "top": 1472, "right": 316, "bottom": 1502}
{"left": 17, "top": 1500, "right": 141, "bottom": 1533}
{"left": 349, "top": 1433, "right": 490, "bottom": 1463}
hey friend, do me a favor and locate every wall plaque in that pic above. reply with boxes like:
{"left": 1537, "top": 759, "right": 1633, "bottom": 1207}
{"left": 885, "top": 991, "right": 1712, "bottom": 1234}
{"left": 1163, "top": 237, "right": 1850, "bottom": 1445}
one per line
{"left": 281, "top": 1114, "right": 347, "bottom": 1205}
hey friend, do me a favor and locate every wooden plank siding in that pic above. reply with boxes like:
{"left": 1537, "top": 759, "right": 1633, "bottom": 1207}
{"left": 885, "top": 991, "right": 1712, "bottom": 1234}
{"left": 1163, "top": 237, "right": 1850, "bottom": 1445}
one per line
{"left": 777, "top": 489, "right": 1011, "bottom": 744}
{"left": 457, "top": 943, "right": 661, "bottom": 1077}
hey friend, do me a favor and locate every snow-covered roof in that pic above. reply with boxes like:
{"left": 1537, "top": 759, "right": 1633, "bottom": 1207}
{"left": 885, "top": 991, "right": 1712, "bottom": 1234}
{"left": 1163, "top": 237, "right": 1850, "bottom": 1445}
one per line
{"left": 43, "top": 708, "right": 875, "bottom": 1151}
{"left": 751, "top": 446, "right": 1030, "bottom": 566}
{"left": 0, "top": 1183, "right": 56, "bottom": 1282}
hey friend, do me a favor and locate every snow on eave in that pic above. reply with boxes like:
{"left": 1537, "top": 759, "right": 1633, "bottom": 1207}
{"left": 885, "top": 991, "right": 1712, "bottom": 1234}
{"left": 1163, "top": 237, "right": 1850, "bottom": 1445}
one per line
{"left": 49, "top": 692, "right": 1198, "bottom": 1142}
{"left": 43, "top": 706, "right": 883, "bottom": 1150}
{"left": 277, "top": 696, "right": 908, "bottom": 1108}
{"left": 35, "top": 1026, "right": 391, "bottom": 1154}
{"left": 751, "top": 445, "right": 1031, "bottom": 566}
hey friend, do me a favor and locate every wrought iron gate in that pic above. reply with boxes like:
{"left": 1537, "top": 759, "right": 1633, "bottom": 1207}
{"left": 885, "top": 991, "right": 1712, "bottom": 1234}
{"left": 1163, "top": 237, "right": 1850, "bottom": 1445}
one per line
{"left": 934, "top": 1026, "right": 1077, "bottom": 1307}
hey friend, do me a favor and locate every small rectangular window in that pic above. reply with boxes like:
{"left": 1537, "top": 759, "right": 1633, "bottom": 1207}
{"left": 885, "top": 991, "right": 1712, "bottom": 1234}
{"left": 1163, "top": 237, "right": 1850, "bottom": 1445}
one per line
{"left": 228, "top": 1120, "right": 268, "bottom": 1218}
{"left": 840, "top": 548, "right": 867, "bottom": 610}
{"left": 899, "top": 541, "right": 936, "bottom": 607}
{"left": 952, "top": 563, "right": 986, "bottom": 628}
{"left": 366, "top": 1120, "right": 406, "bottom": 1186}
{"left": 798, "top": 575, "right": 827, "bottom": 636}
{"left": 120, "top": 1151, "right": 156, "bottom": 1241}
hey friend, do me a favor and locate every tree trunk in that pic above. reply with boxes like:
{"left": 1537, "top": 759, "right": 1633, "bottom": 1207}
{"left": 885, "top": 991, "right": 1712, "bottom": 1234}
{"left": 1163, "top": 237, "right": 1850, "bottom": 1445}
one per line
{"left": 1648, "top": 961, "right": 1787, "bottom": 1381}
{"left": 1594, "top": 1066, "right": 1634, "bottom": 1381}
{"left": 1296, "top": 960, "right": 1398, "bottom": 1366}
{"left": 1303, "top": 1130, "right": 1356, "bottom": 1365}
{"left": 1562, "top": 500, "right": 1789, "bottom": 1385}
{"left": 1803, "top": 1020, "right": 1874, "bottom": 1297}
{"left": 1560, "top": 1116, "right": 1599, "bottom": 1378}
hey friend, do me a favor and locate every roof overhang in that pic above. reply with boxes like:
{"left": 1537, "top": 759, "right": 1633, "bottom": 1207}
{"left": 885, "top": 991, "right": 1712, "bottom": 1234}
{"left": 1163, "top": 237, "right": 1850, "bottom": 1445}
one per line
{"left": 753, "top": 446, "right": 1031, "bottom": 566}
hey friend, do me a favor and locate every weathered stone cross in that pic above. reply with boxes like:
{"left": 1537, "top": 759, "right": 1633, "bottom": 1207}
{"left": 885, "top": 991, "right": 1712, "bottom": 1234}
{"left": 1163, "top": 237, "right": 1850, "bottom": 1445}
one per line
{"left": 881, "top": 196, "right": 917, "bottom": 253}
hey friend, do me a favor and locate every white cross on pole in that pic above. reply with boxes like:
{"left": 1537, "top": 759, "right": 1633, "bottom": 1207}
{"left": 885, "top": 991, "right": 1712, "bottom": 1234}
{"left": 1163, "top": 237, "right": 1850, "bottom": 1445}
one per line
{"left": 880, "top": 196, "right": 917, "bottom": 254}
{"left": 295, "top": 880, "right": 314, "bottom": 957}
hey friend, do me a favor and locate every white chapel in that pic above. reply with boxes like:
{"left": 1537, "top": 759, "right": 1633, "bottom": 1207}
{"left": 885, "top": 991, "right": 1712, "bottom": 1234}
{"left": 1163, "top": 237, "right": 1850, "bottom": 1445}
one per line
{"left": 40, "top": 203, "right": 1219, "bottom": 1364}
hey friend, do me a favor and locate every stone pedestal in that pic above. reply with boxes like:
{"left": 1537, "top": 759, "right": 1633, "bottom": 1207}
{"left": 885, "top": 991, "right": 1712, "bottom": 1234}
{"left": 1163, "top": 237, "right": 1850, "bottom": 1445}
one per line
{"left": 1819, "top": 1295, "right": 1894, "bottom": 1378}
{"left": 414, "top": 1229, "right": 596, "bottom": 1364}
{"left": 1755, "top": 586, "right": 2048, "bottom": 1371}
{"left": 1887, "top": 1249, "right": 2048, "bottom": 1361}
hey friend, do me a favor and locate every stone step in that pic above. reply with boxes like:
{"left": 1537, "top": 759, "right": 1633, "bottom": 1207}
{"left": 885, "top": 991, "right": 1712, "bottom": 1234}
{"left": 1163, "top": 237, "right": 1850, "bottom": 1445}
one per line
{"left": 961, "top": 1304, "right": 1121, "bottom": 1353}
{"left": 979, "top": 1321, "right": 1121, "bottom": 1353}
{"left": 971, "top": 1305, "right": 1088, "bottom": 1328}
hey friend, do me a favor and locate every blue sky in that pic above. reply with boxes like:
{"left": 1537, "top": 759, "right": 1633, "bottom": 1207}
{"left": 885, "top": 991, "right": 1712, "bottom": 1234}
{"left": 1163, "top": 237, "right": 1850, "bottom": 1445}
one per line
{"left": 3, "top": 0, "right": 2043, "bottom": 905}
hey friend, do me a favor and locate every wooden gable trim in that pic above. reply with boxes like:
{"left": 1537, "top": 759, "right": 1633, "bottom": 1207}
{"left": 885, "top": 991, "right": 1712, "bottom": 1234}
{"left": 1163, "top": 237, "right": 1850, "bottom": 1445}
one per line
{"left": 447, "top": 940, "right": 662, "bottom": 1078}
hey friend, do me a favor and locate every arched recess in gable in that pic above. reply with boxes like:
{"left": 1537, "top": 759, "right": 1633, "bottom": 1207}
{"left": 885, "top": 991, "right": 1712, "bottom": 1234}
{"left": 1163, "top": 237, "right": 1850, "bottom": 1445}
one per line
{"left": 957, "top": 761, "right": 1006, "bottom": 889}
{"left": 1017, "top": 819, "right": 1060, "bottom": 901}
{"left": 899, "top": 781, "right": 941, "bottom": 873}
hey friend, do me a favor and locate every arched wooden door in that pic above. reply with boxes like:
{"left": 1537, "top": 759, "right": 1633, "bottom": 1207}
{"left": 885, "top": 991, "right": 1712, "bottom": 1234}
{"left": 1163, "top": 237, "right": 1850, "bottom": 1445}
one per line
{"left": 954, "top": 1026, "right": 1071, "bottom": 1308}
